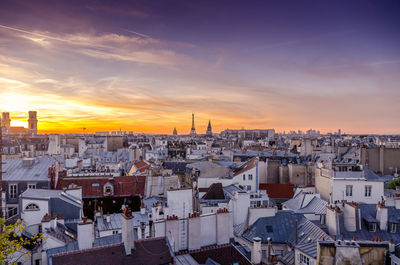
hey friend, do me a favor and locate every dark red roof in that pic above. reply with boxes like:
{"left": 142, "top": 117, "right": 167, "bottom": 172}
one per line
{"left": 52, "top": 237, "right": 172, "bottom": 265}
{"left": 259, "top": 183, "right": 295, "bottom": 199}
{"left": 202, "top": 183, "right": 225, "bottom": 200}
{"left": 134, "top": 160, "right": 150, "bottom": 173}
{"left": 187, "top": 244, "right": 252, "bottom": 265}
{"left": 56, "top": 175, "right": 146, "bottom": 198}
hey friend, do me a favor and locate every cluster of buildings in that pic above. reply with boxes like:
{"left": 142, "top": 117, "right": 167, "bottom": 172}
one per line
{"left": 1, "top": 112, "right": 400, "bottom": 264}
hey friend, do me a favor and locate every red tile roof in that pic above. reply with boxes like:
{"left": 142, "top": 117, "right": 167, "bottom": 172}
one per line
{"left": 52, "top": 237, "right": 172, "bottom": 265}
{"left": 56, "top": 175, "right": 146, "bottom": 198}
{"left": 134, "top": 160, "right": 150, "bottom": 173}
{"left": 259, "top": 183, "right": 295, "bottom": 199}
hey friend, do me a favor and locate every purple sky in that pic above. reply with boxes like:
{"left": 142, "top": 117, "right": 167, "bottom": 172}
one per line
{"left": 0, "top": 0, "right": 399, "bottom": 134}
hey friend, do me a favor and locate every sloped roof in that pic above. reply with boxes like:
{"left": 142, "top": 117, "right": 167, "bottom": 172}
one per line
{"left": 340, "top": 204, "right": 400, "bottom": 243}
{"left": 242, "top": 211, "right": 331, "bottom": 245}
{"left": 295, "top": 242, "right": 318, "bottom": 258}
{"left": 202, "top": 183, "right": 225, "bottom": 200}
{"left": 3, "top": 157, "right": 57, "bottom": 181}
{"left": 259, "top": 183, "right": 294, "bottom": 199}
{"left": 134, "top": 160, "right": 150, "bottom": 173}
{"left": 56, "top": 175, "right": 146, "bottom": 198}
{"left": 233, "top": 157, "right": 258, "bottom": 176}
{"left": 296, "top": 197, "right": 327, "bottom": 215}
{"left": 185, "top": 244, "right": 252, "bottom": 265}
{"left": 279, "top": 250, "right": 295, "bottom": 265}
{"left": 283, "top": 193, "right": 327, "bottom": 215}
{"left": 51, "top": 237, "right": 172, "bottom": 265}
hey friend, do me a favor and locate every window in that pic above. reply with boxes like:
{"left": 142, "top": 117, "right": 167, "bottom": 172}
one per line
{"left": 25, "top": 203, "right": 40, "bottom": 211}
{"left": 299, "top": 253, "right": 310, "bottom": 265}
{"left": 9, "top": 184, "right": 17, "bottom": 199}
{"left": 368, "top": 222, "right": 376, "bottom": 232}
{"left": 243, "top": 174, "right": 246, "bottom": 181}
{"left": 365, "top": 185, "right": 372, "bottom": 197}
{"left": 247, "top": 185, "right": 252, "bottom": 191}
{"left": 248, "top": 174, "right": 253, "bottom": 180}
{"left": 346, "top": 185, "right": 353, "bottom": 197}
{"left": 390, "top": 223, "right": 397, "bottom": 233}
{"left": 35, "top": 259, "right": 40, "bottom": 265}
{"left": 262, "top": 250, "right": 267, "bottom": 259}
{"left": 28, "top": 183, "right": 36, "bottom": 189}
{"left": 113, "top": 230, "right": 119, "bottom": 235}
{"left": 105, "top": 186, "right": 112, "bottom": 193}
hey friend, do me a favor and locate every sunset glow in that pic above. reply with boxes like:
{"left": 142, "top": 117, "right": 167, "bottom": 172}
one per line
{"left": 0, "top": 1, "right": 399, "bottom": 134}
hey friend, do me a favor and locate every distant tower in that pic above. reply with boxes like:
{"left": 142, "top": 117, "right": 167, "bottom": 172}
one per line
{"left": 206, "top": 120, "right": 212, "bottom": 136}
{"left": 1, "top": 112, "right": 10, "bottom": 129}
{"left": 190, "top": 113, "right": 196, "bottom": 136}
{"left": 28, "top": 111, "right": 38, "bottom": 134}
{"left": 173, "top": 127, "right": 178, "bottom": 136}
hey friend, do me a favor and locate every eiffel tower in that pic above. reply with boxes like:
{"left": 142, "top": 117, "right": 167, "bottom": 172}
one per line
{"left": 190, "top": 113, "right": 196, "bottom": 136}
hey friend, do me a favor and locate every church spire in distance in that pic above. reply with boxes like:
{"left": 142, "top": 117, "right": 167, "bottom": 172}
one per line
{"left": 206, "top": 120, "right": 212, "bottom": 136}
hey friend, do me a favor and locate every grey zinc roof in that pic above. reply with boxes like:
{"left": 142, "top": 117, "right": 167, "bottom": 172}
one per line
{"left": 296, "top": 197, "right": 328, "bottom": 215}
{"left": 242, "top": 211, "right": 331, "bottom": 246}
{"left": 223, "top": 184, "right": 246, "bottom": 199}
{"left": 21, "top": 189, "right": 82, "bottom": 208}
{"left": 295, "top": 242, "right": 318, "bottom": 258}
{"left": 96, "top": 212, "right": 149, "bottom": 232}
{"left": 142, "top": 196, "right": 167, "bottom": 212}
{"left": 279, "top": 250, "right": 295, "bottom": 265}
{"left": 97, "top": 213, "right": 122, "bottom": 232}
{"left": 3, "top": 157, "right": 58, "bottom": 181}
{"left": 340, "top": 204, "right": 400, "bottom": 243}
{"left": 46, "top": 223, "right": 76, "bottom": 244}
{"left": 283, "top": 192, "right": 305, "bottom": 210}
{"left": 243, "top": 212, "right": 300, "bottom": 243}
{"left": 283, "top": 193, "right": 327, "bottom": 215}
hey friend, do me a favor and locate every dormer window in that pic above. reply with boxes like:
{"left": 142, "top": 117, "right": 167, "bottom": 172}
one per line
{"left": 390, "top": 223, "right": 397, "bottom": 233}
{"left": 103, "top": 182, "right": 114, "bottom": 196}
{"left": 368, "top": 222, "right": 376, "bottom": 232}
{"left": 25, "top": 203, "right": 40, "bottom": 211}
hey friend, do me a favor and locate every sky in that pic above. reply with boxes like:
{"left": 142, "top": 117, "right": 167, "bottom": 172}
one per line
{"left": 0, "top": 0, "right": 399, "bottom": 134}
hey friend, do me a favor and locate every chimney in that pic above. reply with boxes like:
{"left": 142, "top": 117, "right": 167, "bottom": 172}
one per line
{"left": 106, "top": 212, "right": 111, "bottom": 223}
{"left": 57, "top": 215, "right": 64, "bottom": 226}
{"left": 326, "top": 205, "right": 343, "bottom": 236}
{"left": 376, "top": 203, "right": 388, "bottom": 231}
{"left": 251, "top": 237, "right": 262, "bottom": 264}
{"left": 394, "top": 197, "right": 400, "bottom": 210}
{"left": 149, "top": 214, "right": 154, "bottom": 238}
{"left": 77, "top": 217, "right": 94, "bottom": 250}
{"left": 343, "top": 202, "right": 361, "bottom": 232}
{"left": 267, "top": 237, "right": 272, "bottom": 263}
{"left": 140, "top": 203, "right": 146, "bottom": 215}
{"left": 41, "top": 213, "right": 51, "bottom": 232}
{"left": 122, "top": 209, "right": 135, "bottom": 255}
{"left": 50, "top": 214, "right": 57, "bottom": 230}
{"left": 389, "top": 239, "right": 395, "bottom": 253}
